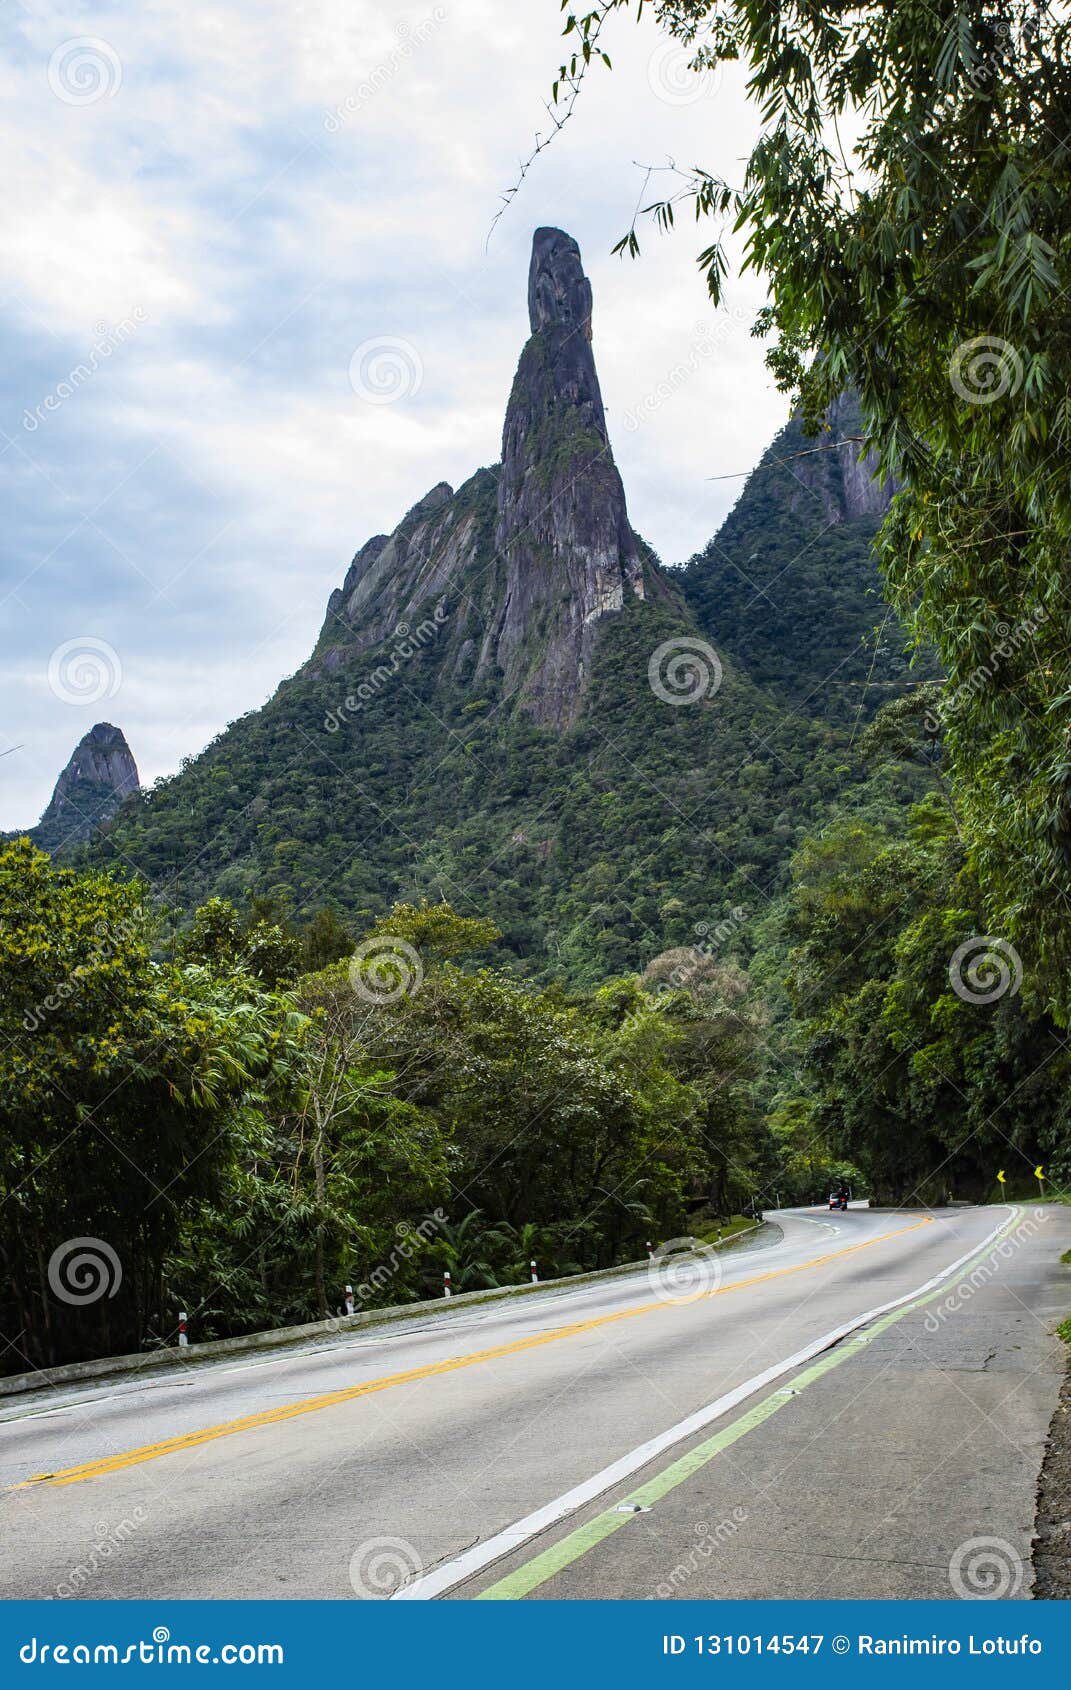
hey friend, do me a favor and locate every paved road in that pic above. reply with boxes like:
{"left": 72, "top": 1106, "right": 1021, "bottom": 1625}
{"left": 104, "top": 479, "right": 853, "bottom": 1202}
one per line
{"left": 0, "top": 1204, "right": 1067, "bottom": 1600}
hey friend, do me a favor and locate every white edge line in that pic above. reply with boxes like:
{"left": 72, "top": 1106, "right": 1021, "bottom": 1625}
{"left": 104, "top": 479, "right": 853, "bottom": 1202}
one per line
{"left": 392, "top": 1206, "right": 1020, "bottom": 1600}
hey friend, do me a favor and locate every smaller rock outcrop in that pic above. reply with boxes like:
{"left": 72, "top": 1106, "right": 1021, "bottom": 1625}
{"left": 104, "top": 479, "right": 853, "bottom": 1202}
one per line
{"left": 789, "top": 392, "right": 896, "bottom": 523}
{"left": 32, "top": 722, "right": 139, "bottom": 853}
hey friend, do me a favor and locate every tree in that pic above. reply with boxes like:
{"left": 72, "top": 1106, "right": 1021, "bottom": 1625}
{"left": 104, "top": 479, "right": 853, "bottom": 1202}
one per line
{"left": 347, "top": 910, "right": 727, "bottom": 1266}
{"left": 362, "top": 963, "right": 646, "bottom": 1254}
{"left": 177, "top": 896, "right": 303, "bottom": 989}
{"left": 539, "top": 0, "right": 1071, "bottom": 1014}
{"left": 782, "top": 805, "right": 1069, "bottom": 1199}
{"left": 300, "top": 906, "right": 355, "bottom": 974}
{"left": 631, "top": 958, "right": 765, "bottom": 1215}
{"left": 767, "top": 1097, "right": 863, "bottom": 1208}
{"left": 287, "top": 966, "right": 449, "bottom": 1317}
{"left": 425, "top": 1211, "right": 501, "bottom": 1293}
{"left": 480, "top": 1218, "right": 567, "bottom": 1283}
{"left": 165, "top": 962, "right": 450, "bottom": 1337}
{"left": 362, "top": 900, "right": 502, "bottom": 962}
{"left": 0, "top": 842, "right": 298, "bottom": 1368}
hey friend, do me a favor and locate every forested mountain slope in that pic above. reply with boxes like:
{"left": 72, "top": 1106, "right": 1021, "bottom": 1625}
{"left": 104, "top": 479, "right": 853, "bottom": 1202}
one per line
{"left": 678, "top": 393, "right": 933, "bottom": 724}
{"left": 80, "top": 232, "right": 922, "bottom": 979}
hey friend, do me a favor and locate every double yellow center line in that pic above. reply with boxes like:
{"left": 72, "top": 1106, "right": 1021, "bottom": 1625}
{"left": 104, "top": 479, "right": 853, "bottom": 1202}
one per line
{"left": 18, "top": 1217, "right": 931, "bottom": 1489}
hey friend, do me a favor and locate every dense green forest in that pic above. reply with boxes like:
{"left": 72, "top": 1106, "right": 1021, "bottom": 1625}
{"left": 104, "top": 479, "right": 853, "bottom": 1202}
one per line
{"left": 8, "top": 0, "right": 1071, "bottom": 1375}
{"left": 679, "top": 397, "right": 939, "bottom": 721}
{"left": 87, "top": 584, "right": 894, "bottom": 984}
{"left": 2, "top": 843, "right": 775, "bottom": 1368}
{"left": 77, "top": 394, "right": 922, "bottom": 984}
{"left": 4, "top": 690, "right": 1063, "bottom": 1372}
{"left": 8, "top": 397, "right": 1062, "bottom": 1374}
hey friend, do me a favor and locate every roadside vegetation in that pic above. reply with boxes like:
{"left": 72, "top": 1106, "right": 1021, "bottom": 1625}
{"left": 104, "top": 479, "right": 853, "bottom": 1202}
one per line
{"left": 2, "top": 845, "right": 775, "bottom": 1371}
{"left": 7, "top": 2, "right": 1071, "bottom": 1378}
{"left": 548, "top": 0, "right": 1071, "bottom": 1017}
{"left": 5, "top": 734, "right": 1066, "bottom": 1375}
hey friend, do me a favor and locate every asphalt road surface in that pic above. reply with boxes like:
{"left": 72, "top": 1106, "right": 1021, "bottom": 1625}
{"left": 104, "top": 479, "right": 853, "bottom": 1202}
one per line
{"left": 1, "top": 1203, "right": 1067, "bottom": 1601}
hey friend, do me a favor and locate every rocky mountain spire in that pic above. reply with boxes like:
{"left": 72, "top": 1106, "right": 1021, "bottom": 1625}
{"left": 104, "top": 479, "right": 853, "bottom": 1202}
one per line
{"left": 315, "top": 227, "right": 653, "bottom": 728}
{"left": 524, "top": 226, "right": 604, "bottom": 425}
{"left": 487, "top": 227, "right": 645, "bottom": 726}
{"left": 74, "top": 229, "right": 913, "bottom": 948}
{"left": 33, "top": 722, "right": 139, "bottom": 854}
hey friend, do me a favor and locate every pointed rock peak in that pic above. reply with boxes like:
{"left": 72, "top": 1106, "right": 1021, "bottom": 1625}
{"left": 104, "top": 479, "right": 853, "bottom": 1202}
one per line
{"left": 66, "top": 722, "right": 139, "bottom": 787}
{"left": 61, "top": 723, "right": 139, "bottom": 796}
{"left": 89, "top": 722, "right": 128, "bottom": 746}
{"left": 504, "top": 228, "right": 608, "bottom": 458}
{"left": 32, "top": 723, "right": 139, "bottom": 853}
{"left": 528, "top": 227, "right": 593, "bottom": 339}
{"left": 489, "top": 226, "right": 646, "bottom": 728}
{"left": 313, "top": 226, "right": 654, "bottom": 733}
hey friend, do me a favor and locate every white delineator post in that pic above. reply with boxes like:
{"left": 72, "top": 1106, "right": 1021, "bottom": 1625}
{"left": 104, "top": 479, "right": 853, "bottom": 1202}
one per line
{"left": 647, "top": 1241, "right": 654, "bottom": 1259}
{"left": 343, "top": 1284, "right": 355, "bottom": 1317}
{"left": 443, "top": 1271, "right": 452, "bottom": 1298}
{"left": 178, "top": 1312, "right": 188, "bottom": 1348}
{"left": 530, "top": 1260, "right": 538, "bottom": 1284}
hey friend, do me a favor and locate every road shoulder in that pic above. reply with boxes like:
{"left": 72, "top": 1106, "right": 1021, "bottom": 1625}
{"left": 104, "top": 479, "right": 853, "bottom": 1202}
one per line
{"left": 1032, "top": 1316, "right": 1071, "bottom": 1598}
{"left": 450, "top": 1205, "right": 1071, "bottom": 1600}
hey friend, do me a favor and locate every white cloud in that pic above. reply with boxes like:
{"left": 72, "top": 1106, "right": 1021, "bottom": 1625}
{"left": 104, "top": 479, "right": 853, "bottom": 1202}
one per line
{"left": 1, "top": 0, "right": 788, "bottom": 828}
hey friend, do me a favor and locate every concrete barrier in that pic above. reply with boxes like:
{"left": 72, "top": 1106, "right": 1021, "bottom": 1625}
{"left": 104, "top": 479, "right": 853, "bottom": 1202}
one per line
{"left": 0, "top": 1222, "right": 770, "bottom": 1401}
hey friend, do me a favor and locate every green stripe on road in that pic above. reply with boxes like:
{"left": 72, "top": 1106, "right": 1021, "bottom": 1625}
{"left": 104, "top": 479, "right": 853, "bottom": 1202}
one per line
{"left": 476, "top": 1208, "right": 1025, "bottom": 1600}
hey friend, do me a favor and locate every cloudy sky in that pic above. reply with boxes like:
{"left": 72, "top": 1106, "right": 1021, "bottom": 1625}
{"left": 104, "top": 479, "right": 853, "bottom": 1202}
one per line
{"left": 1, "top": 0, "right": 785, "bottom": 829}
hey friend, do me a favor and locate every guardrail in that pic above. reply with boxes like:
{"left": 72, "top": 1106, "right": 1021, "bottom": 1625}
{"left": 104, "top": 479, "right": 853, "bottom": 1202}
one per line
{"left": 0, "top": 1222, "right": 771, "bottom": 1401}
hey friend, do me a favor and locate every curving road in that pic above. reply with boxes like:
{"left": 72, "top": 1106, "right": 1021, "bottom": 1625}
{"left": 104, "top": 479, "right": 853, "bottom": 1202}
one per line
{"left": 1, "top": 1203, "right": 1067, "bottom": 1600}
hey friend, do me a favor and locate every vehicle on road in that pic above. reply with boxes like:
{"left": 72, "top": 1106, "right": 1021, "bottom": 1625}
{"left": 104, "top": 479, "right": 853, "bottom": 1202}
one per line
{"left": 828, "top": 1192, "right": 848, "bottom": 1211}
